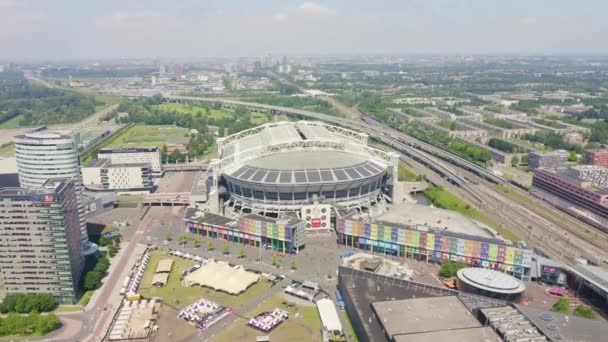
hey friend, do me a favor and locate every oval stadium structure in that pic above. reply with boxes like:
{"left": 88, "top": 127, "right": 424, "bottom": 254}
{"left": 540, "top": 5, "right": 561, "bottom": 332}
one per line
{"left": 214, "top": 121, "right": 399, "bottom": 214}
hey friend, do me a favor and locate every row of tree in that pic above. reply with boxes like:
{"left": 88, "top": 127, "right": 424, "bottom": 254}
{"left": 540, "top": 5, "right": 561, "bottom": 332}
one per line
{"left": 488, "top": 138, "right": 526, "bottom": 154}
{"left": 0, "top": 294, "right": 57, "bottom": 314}
{"left": 83, "top": 256, "right": 110, "bottom": 291}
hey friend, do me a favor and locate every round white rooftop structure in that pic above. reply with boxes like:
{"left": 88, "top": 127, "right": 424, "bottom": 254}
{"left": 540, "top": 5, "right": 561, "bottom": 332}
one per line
{"left": 24, "top": 131, "right": 63, "bottom": 139}
{"left": 457, "top": 267, "right": 526, "bottom": 294}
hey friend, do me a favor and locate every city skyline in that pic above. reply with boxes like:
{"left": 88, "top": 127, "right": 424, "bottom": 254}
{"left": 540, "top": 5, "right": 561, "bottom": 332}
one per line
{"left": 1, "top": 0, "right": 607, "bottom": 59}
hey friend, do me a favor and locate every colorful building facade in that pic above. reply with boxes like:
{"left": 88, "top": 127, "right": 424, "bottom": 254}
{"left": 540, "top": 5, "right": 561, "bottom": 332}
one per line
{"left": 184, "top": 211, "right": 306, "bottom": 253}
{"left": 337, "top": 218, "right": 532, "bottom": 279}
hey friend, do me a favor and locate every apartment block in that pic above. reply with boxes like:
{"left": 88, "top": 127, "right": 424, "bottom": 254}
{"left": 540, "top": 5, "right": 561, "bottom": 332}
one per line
{"left": 584, "top": 149, "right": 608, "bottom": 167}
{"left": 528, "top": 151, "right": 569, "bottom": 171}
{"left": 0, "top": 178, "right": 85, "bottom": 304}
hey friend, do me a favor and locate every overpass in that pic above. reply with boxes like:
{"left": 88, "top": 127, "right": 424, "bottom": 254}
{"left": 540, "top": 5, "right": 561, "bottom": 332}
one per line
{"left": 143, "top": 192, "right": 190, "bottom": 206}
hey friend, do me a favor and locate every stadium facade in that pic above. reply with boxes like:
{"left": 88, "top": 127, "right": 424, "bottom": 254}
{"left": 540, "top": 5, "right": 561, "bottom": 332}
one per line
{"left": 210, "top": 121, "right": 400, "bottom": 215}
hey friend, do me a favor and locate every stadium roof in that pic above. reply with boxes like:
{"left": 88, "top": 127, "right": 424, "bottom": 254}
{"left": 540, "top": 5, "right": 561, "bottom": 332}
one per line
{"left": 316, "top": 299, "right": 343, "bottom": 332}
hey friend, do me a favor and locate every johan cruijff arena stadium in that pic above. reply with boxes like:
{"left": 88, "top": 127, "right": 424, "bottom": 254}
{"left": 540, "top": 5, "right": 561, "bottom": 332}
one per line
{"left": 212, "top": 121, "right": 400, "bottom": 215}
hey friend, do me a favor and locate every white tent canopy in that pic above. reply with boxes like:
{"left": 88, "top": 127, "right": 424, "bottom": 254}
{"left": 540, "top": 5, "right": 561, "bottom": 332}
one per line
{"left": 183, "top": 260, "right": 259, "bottom": 294}
{"left": 316, "top": 298, "right": 343, "bottom": 332}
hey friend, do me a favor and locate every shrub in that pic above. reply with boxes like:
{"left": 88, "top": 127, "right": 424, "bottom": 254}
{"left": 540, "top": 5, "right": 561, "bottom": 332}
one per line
{"left": 551, "top": 298, "right": 570, "bottom": 314}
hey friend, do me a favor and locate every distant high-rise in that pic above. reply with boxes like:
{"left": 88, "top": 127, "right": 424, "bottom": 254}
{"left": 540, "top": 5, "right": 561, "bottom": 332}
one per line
{"left": 0, "top": 178, "right": 85, "bottom": 303}
{"left": 14, "top": 131, "right": 97, "bottom": 255}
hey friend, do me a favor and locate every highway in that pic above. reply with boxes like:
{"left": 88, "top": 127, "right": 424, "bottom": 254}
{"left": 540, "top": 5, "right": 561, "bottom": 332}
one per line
{"left": 162, "top": 94, "right": 608, "bottom": 266}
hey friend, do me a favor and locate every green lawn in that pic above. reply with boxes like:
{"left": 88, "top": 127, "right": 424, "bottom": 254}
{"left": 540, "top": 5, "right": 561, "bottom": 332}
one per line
{"left": 137, "top": 251, "right": 272, "bottom": 311}
{"left": 0, "top": 143, "right": 15, "bottom": 157}
{"left": 105, "top": 125, "right": 188, "bottom": 149}
{"left": 78, "top": 290, "right": 94, "bottom": 306}
{"left": 251, "top": 111, "right": 270, "bottom": 125}
{"left": 155, "top": 103, "right": 233, "bottom": 120}
{"left": 0, "top": 115, "right": 25, "bottom": 129}
{"left": 424, "top": 186, "right": 520, "bottom": 241}
{"left": 398, "top": 161, "right": 418, "bottom": 181}
{"left": 211, "top": 294, "right": 322, "bottom": 342}
{"left": 53, "top": 305, "right": 82, "bottom": 313}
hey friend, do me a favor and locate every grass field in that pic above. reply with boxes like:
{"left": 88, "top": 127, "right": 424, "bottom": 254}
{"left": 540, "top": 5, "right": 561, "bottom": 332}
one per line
{"left": 137, "top": 251, "right": 272, "bottom": 311}
{"left": 155, "top": 103, "right": 233, "bottom": 120}
{"left": 105, "top": 125, "right": 188, "bottom": 149}
{"left": 210, "top": 294, "right": 322, "bottom": 342}
{"left": 424, "top": 186, "right": 520, "bottom": 241}
{"left": 0, "top": 143, "right": 15, "bottom": 157}
{"left": 78, "top": 290, "right": 94, "bottom": 306}
{"left": 398, "top": 161, "right": 418, "bottom": 181}
{"left": 342, "top": 310, "right": 359, "bottom": 342}
{"left": 0, "top": 115, "right": 25, "bottom": 129}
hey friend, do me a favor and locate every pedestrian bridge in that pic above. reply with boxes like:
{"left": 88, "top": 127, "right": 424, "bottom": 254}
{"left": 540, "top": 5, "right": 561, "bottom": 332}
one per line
{"left": 143, "top": 192, "right": 190, "bottom": 206}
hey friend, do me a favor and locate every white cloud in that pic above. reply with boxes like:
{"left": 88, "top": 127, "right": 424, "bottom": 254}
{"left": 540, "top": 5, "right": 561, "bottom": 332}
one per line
{"left": 298, "top": 2, "right": 333, "bottom": 15}
{"left": 520, "top": 16, "right": 538, "bottom": 26}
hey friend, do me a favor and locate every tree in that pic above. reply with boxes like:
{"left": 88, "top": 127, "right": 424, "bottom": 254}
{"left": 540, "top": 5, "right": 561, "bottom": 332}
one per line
{"left": 511, "top": 155, "right": 519, "bottom": 166}
{"left": 84, "top": 272, "right": 102, "bottom": 291}
{"left": 551, "top": 298, "right": 570, "bottom": 314}
{"left": 271, "top": 255, "right": 279, "bottom": 266}
{"left": 438, "top": 260, "right": 467, "bottom": 278}
{"left": 238, "top": 247, "right": 246, "bottom": 258}
{"left": 207, "top": 241, "right": 215, "bottom": 251}
{"left": 107, "top": 244, "right": 118, "bottom": 258}
{"left": 164, "top": 231, "right": 173, "bottom": 241}
{"left": 222, "top": 244, "right": 230, "bottom": 255}
{"left": 290, "top": 261, "right": 297, "bottom": 269}
{"left": 573, "top": 305, "right": 598, "bottom": 319}
{"left": 99, "top": 236, "right": 111, "bottom": 247}
{"left": 568, "top": 150, "right": 578, "bottom": 162}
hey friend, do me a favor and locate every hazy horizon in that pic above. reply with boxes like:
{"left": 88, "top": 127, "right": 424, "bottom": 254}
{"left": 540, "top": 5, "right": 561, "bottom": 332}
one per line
{"left": 1, "top": 0, "right": 606, "bottom": 59}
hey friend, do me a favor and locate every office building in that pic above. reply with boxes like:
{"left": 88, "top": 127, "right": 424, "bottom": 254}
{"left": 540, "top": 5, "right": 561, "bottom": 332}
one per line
{"left": 528, "top": 150, "right": 569, "bottom": 171}
{"left": 584, "top": 149, "right": 608, "bottom": 167}
{"left": 0, "top": 178, "right": 85, "bottom": 304}
{"left": 82, "top": 159, "right": 153, "bottom": 193}
{"left": 98, "top": 147, "right": 163, "bottom": 177}
{"left": 14, "top": 131, "right": 96, "bottom": 255}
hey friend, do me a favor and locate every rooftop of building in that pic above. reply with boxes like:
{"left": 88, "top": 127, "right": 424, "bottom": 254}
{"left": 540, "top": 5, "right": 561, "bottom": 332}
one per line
{"left": 515, "top": 304, "right": 608, "bottom": 342}
{"left": 530, "top": 150, "right": 569, "bottom": 157}
{"left": 15, "top": 131, "right": 73, "bottom": 141}
{"left": 85, "top": 159, "right": 151, "bottom": 168}
{"left": 0, "top": 177, "right": 71, "bottom": 196}
{"left": 184, "top": 210, "right": 302, "bottom": 227}
{"left": 457, "top": 267, "right": 526, "bottom": 294}
{"left": 99, "top": 147, "right": 159, "bottom": 153}
{"left": 393, "top": 327, "right": 500, "bottom": 342}
{"left": 372, "top": 296, "right": 481, "bottom": 339}
{"left": 370, "top": 203, "right": 499, "bottom": 239}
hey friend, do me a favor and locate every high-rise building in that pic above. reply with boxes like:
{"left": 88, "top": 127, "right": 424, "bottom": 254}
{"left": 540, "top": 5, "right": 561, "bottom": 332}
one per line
{"left": 0, "top": 178, "right": 85, "bottom": 303}
{"left": 13, "top": 131, "right": 97, "bottom": 255}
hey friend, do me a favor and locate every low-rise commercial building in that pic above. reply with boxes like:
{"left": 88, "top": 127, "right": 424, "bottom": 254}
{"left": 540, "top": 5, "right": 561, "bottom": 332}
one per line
{"left": 584, "top": 149, "right": 608, "bottom": 167}
{"left": 98, "top": 147, "right": 163, "bottom": 177}
{"left": 0, "top": 178, "right": 85, "bottom": 304}
{"left": 528, "top": 150, "right": 569, "bottom": 171}
{"left": 337, "top": 218, "right": 532, "bottom": 279}
{"left": 82, "top": 159, "right": 153, "bottom": 193}
{"left": 184, "top": 210, "right": 306, "bottom": 253}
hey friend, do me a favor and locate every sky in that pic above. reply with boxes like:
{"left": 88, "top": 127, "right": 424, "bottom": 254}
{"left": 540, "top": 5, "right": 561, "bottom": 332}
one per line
{"left": 0, "top": 0, "right": 606, "bottom": 59}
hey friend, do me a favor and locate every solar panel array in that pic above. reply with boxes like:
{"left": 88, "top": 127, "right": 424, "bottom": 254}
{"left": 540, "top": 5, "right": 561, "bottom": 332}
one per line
{"left": 227, "top": 160, "right": 387, "bottom": 184}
